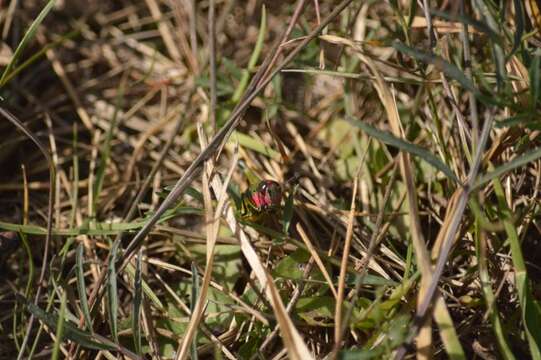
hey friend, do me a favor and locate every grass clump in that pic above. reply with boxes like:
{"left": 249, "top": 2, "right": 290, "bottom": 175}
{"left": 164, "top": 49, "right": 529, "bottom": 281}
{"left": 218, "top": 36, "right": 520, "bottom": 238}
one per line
{"left": 0, "top": 1, "right": 540, "bottom": 359}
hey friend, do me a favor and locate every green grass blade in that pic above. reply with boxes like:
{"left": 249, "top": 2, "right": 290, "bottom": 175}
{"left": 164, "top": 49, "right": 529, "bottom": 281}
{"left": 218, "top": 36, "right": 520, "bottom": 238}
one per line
{"left": 76, "top": 243, "right": 92, "bottom": 332}
{"left": 92, "top": 85, "right": 123, "bottom": 215}
{"left": 282, "top": 184, "right": 297, "bottom": 234}
{"left": 107, "top": 240, "right": 120, "bottom": 343}
{"left": 493, "top": 176, "right": 541, "bottom": 359}
{"left": 430, "top": 9, "right": 501, "bottom": 44}
{"left": 0, "top": 0, "right": 56, "bottom": 87}
{"left": 132, "top": 249, "right": 143, "bottom": 355}
{"left": 473, "top": 220, "right": 516, "bottom": 359}
{"left": 529, "top": 55, "right": 540, "bottom": 110}
{"left": 125, "top": 263, "right": 164, "bottom": 312}
{"left": 392, "top": 41, "right": 498, "bottom": 106}
{"left": 51, "top": 291, "right": 67, "bottom": 360}
{"left": 190, "top": 262, "right": 200, "bottom": 360}
{"left": 473, "top": 147, "right": 541, "bottom": 190}
{"left": 20, "top": 295, "right": 116, "bottom": 351}
{"left": 510, "top": 0, "right": 525, "bottom": 58}
{"left": 231, "top": 5, "right": 266, "bottom": 102}
{"left": 231, "top": 131, "right": 281, "bottom": 160}
{"left": 473, "top": 0, "right": 506, "bottom": 89}
{"left": 348, "top": 116, "right": 459, "bottom": 183}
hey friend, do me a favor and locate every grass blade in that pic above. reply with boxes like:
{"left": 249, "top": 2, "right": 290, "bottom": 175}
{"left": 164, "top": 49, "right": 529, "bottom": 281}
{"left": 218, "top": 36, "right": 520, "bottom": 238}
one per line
{"left": 92, "top": 85, "right": 123, "bottom": 214}
{"left": 510, "top": 0, "right": 525, "bottom": 58}
{"left": 493, "top": 176, "right": 541, "bottom": 359}
{"left": 190, "top": 262, "right": 200, "bottom": 360}
{"left": 76, "top": 243, "right": 92, "bottom": 332}
{"left": 348, "top": 116, "right": 459, "bottom": 183}
{"left": 474, "top": 221, "right": 516, "bottom": 360}
{"left": 231, "top": 5, "right": 267, "bottom": 102}
{"left": 51, "top": 292, "right": 67, "bottom": 360}
{"left": 19, "top": 295, "right": 116, "bottom": 351}
{"left": 392, "top": 41, "right": 498, "bottom": 106}
{"left": 430, "top": 9, "right": 501, "bottom": 44}
{"left": 132, "top": 249, "right": 143, "bottom": 355}
{"left": 474, "top": 147, "right": 541, "bottom": 189}
{"left": 529, "top": 55, "right": 540, "bottom": 110}
{"left": 107, "top": 240, "right": 120, "bottom": 343}
{"left": 0, "top": 0, "right": 56, "bottom": 87}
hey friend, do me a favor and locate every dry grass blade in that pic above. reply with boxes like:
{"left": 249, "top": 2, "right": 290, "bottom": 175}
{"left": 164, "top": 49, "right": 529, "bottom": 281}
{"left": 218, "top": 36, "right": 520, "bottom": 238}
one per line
{"left": 174, "top": 149, "right": 238, "bottom": 360}
{"left": 296, "top": 223, "right": 338, "bottom": 299}
{"left": 334, "top": 175, "right": 359, "bottom": 347}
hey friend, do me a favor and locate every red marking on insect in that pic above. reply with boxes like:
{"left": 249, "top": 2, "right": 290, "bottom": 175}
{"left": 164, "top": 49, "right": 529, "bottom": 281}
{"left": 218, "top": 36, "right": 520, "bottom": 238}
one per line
{"left": 250, "top": 180, "right": 282, "bottom": 211}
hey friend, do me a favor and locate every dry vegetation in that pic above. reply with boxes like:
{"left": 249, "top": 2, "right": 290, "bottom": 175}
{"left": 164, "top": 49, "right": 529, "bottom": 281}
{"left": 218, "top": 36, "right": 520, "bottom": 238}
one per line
{"left": 1, "top": 0, "right": 541, "bottom": 359}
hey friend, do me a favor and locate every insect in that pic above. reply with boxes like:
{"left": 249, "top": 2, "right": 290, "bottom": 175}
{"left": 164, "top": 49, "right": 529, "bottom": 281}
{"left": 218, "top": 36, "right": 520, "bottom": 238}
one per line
{"left": 238, "top": 179, "right": 283, "bottom": 222}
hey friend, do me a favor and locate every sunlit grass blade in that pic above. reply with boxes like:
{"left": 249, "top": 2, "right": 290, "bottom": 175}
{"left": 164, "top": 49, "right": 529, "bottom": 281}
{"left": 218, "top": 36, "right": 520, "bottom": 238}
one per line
{"left": 348, "top": 116, "right": 459, "bottom": 183}
{"left": 107, "top": 240, "right": 120, "bottom": 343}
{"left": 76, "top": 243, "right": 92, "bottom": 332}
{"left": 132, "top": 249, "right": 143, "bottom": 355}
{"left": 231, "top": 131, "right": 281, "bottom": 160}
{"left": 473, "top": 147, "right": 541, "bottom": 190}
{"left": 0, "top": 0, "right": 56, "bottom": 87}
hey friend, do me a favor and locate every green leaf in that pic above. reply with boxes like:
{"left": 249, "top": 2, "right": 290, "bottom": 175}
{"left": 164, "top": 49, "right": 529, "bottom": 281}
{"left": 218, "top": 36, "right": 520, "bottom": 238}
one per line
{"left": 0, "top": 0, "right": 56, "bottom": 86}
{"left": 473, "top": 147, "right": 541, "bottom": 190}
{"left": 76, "top": 243, "right": 92, "bottom": 332}
{"left": 348, "top": 117, "right": 459, "bottom": 183}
